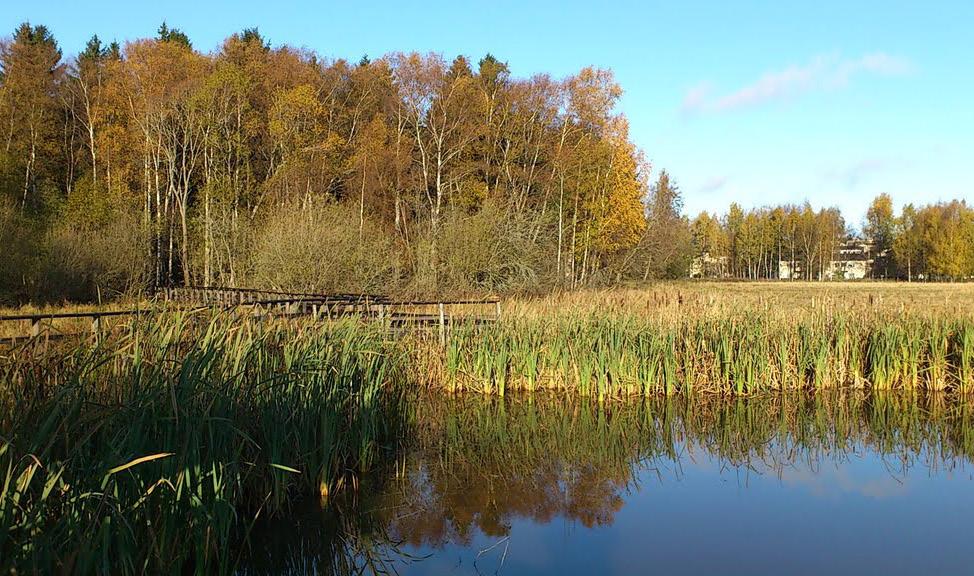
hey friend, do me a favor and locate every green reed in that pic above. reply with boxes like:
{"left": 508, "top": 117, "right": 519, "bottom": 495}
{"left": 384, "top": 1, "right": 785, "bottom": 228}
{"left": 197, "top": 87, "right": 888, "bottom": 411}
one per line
{"left": 951, "top": 322, "right": 974, "bottom": 393}
{"left": 427, "top": 311, "right": 974, "bottom": 397}
{"left": 0, "top": 311, "right": 406, "bottom": 574}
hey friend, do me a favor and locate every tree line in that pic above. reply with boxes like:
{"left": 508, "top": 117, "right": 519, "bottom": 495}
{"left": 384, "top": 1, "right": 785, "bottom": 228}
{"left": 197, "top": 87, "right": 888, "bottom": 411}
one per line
{"left": 1, "top": 22, "right": 969, "bottom": 305}
{"left": 690, "top": 195, "right": 974, "bottom": 281}
{"left": 0, "top": 22, "right": 693, "bottom": 305}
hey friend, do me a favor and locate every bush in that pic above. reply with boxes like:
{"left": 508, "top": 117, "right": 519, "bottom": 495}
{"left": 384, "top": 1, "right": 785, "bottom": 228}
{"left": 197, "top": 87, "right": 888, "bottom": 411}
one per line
{"left": 435, "top": 203, "right": 548, "bottom": 293}
{"left": 250, "top": 202, "right": 401, "bottom": 293}
{"left": 0, "top": 199, "right": 35, "bottom": 305}
{"left": 36, "top": 210, "right": 149, "bottom": 303}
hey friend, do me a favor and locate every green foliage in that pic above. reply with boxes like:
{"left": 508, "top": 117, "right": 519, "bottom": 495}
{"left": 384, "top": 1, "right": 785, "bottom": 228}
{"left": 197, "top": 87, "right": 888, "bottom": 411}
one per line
{"left": 435, "top": 203, "right": 547, "bottom": 292}
{"left": 431, "top": 312, "right": 974, "bottom": 397}
{"left": 0, "top": 313, "right": 405, "bottom": 573}
{"left": 238, "top": 27, "right": 269, "bottom": 51}
{"left": 250, "top": 202, "right": 400, "bottom": 294}
{"left": 156, "top": 22, "right": 191, "bottom": 49}
{"left": 0, "top": 199, "right": 35, "bottom": 304}
{"left": 79, "top": 34, "right": 109, "bottom": 63}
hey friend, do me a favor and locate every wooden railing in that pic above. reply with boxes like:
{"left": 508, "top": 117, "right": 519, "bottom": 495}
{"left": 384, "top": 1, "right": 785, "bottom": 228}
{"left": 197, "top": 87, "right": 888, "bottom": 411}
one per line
{"left": 0, "top": 308, "right": 147, "bottom": 343}
{"left": 0, "top": 287, "right": 501, "bottom": 344}
{"left": 160, "top": 286, "right": 377, "bottom": 305}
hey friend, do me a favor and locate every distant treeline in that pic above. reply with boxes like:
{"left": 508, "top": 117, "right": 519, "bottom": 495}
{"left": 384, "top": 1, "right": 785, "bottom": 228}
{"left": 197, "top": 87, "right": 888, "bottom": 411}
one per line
{"left": 690, "top": 196, "right": 974, "bottom": 281}
{"left": 0, "top": 22, "right": 691, "bottom": 305}
{"left": 0, "top": 23, "right": 970, "bottom": 306}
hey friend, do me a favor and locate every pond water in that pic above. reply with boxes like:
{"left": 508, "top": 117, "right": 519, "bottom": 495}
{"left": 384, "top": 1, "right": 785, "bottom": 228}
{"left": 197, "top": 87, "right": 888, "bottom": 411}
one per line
{"left": 243, "top": 394, "right": 974, "bottom": 575}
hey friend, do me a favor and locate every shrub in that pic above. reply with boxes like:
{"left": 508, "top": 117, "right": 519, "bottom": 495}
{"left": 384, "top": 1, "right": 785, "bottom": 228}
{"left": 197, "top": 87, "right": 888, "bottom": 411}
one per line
{"left": 36, "top": 210, "right": 149, "bottom": 303}
{"left": 250, "top": 202, "right": 401, "bottom": 293}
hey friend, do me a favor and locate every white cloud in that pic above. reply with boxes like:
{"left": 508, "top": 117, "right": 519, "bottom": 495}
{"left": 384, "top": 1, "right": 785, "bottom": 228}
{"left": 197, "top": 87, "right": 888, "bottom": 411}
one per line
{"left": 680, "top": 82, "right": 713, "bottom": 115}
{"left": 832, "top": 52, "right": 915, "bottom": 86}
{"left": 698, "top": 176, "right": 728, "bottom": 194}
{"left": 682, "top": 52, "right": 914, "bottom": 115}
{"left": 824, "top": 158, "right": 894, "bottom": 189}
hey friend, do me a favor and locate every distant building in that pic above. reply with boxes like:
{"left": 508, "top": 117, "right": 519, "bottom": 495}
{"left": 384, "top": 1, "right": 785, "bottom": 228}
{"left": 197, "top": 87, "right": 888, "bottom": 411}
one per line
{"left": 690, "top": 252, "right": 730, "bottom": 278}
{"left": 778, "top": 237, "right": 874, "bottom": 280}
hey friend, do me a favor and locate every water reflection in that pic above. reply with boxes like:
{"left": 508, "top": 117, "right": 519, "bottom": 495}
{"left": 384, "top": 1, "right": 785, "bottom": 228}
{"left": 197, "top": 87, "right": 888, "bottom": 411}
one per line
{"left": 241, "top": 393, "right": 974, "bottom": 575}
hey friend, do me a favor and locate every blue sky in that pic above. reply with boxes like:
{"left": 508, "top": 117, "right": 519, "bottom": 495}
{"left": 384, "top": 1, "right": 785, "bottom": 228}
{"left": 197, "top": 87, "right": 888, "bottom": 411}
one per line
{"left": 3, "top": 0, "right": 971, "bottom": 228}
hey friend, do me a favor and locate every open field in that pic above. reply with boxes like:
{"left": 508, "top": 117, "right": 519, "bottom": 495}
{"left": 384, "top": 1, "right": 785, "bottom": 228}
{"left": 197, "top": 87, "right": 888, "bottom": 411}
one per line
{"left": 509, "top": 281, "right": 974, "bottom": 320}
{"left": 3, "top": 280, "right": 972, "bottom": 325}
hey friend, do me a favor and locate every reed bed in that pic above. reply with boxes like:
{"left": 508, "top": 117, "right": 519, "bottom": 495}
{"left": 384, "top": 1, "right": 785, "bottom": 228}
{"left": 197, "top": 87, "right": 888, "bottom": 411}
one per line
{"left": 0, "top": 311, "right": 406, "bottom": 573}
{"left": 508, "top": 282, "right": 974, "bottom": 321}
{"left": 422, "top": 311, "right": 974, "bottom": 398}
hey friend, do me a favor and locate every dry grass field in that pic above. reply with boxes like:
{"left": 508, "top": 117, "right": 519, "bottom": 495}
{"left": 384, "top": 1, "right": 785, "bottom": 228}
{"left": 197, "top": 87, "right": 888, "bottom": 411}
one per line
{"left": 3, "top": 281, "right": 973, "bottom": 341}
{"left": 509, "top": 281, "right": 974, "bottom": 320}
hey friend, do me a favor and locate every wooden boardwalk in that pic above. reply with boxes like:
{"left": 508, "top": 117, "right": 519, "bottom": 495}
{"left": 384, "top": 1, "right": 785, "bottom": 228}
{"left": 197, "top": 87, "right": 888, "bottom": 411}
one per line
{"left": 0, "top": 286, "right": 500, "bottom": 345}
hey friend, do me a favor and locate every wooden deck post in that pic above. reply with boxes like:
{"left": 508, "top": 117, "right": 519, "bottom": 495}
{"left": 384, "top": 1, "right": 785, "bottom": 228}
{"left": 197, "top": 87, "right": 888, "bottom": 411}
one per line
{"left": 31, "top": 318, "right": 40, "bottom": 338}
{"left": 438, "top": 303, "right": 446, "bottom": 347}
{"left": 495, "top": 300, "right": 501, "bottom": 320}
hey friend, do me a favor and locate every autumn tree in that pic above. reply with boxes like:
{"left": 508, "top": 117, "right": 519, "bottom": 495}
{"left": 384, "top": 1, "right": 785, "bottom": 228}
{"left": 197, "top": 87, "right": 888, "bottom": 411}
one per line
{"left": 640, "top": 170, "right": 689, "bottom": 279}
{"left": 865, "top": 193, "right": 895, "bottom": 278}
{"left": 690, "top": 212, "right": 728, "bottom": 277}
{"left": 124, "top": 35, "right": 208, "bottom": 286}
{"left": 391, "top": 53, "right": 483, "bottom": 282}
{"left": 892, "top": 204, "right": 921, "bottom": 281}
{"left": 0, "top": 23, "right": 64, "bottom": 210}
{"left": 919, "top": 201, "right": 974, "bottom": 280}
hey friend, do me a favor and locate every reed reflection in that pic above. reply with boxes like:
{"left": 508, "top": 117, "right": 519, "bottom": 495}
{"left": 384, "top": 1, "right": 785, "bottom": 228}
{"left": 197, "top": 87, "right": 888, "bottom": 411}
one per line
{"left": 240, "top": 391, "right": 974, "bottom": 575}
{"left": 374, "top": 392, "right": 974, "bottom": 547}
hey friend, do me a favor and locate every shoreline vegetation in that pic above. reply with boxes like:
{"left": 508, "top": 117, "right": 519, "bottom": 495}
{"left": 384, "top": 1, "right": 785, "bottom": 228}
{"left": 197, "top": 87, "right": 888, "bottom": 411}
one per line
{"left": 5, "top": 283, "right": 974, "bottom": 395}
{"left": 2, "top": 314, "right": 406, "bottom": 572}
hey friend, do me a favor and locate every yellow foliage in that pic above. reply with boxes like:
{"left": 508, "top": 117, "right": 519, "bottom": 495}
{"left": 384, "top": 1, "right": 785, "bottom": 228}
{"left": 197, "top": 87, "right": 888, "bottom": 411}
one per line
{"left": 584, "top": 139, "right": 646, "bottom": 254}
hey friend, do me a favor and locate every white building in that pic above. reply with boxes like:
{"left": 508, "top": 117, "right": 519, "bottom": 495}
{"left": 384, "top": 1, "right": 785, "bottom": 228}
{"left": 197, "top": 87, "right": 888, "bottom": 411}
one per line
{"left": 778, "top": 238, "right": 874, "bottom": 280}
{"left": 690, "top": 252, "right": 730, "bottom": 278}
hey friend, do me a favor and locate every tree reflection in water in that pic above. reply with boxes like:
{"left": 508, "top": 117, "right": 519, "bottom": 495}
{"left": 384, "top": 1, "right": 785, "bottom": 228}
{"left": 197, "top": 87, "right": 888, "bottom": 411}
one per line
{"left": 240, "top": 392, "right": 974, "bottom": 575}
